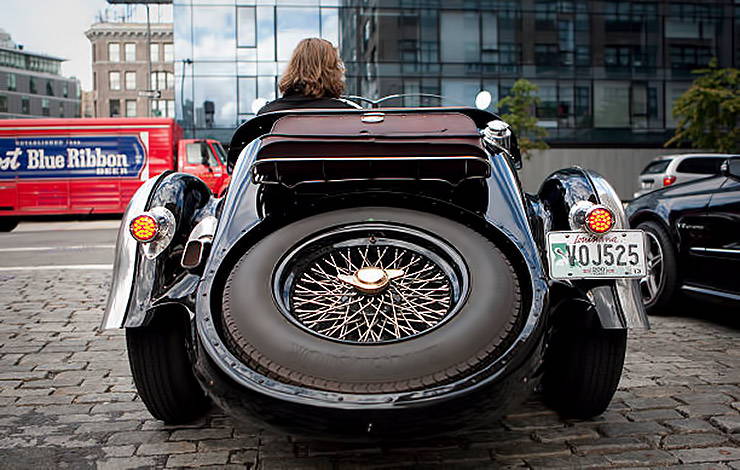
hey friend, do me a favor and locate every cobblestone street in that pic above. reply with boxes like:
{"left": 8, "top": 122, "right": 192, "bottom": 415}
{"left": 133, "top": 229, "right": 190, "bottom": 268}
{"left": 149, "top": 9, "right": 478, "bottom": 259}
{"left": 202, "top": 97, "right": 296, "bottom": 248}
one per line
{"left": 0, "top": 269, "right": 738, "bottom": 469}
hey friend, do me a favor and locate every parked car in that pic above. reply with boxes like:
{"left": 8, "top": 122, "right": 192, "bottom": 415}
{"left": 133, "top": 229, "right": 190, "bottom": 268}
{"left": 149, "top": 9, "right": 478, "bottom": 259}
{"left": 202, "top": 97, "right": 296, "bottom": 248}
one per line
{"left": 0, "top": 118, "right": 229, "bottom": 232}
{"left": 627, "top": 157, "right": 740, "bottom": 313}
{"left": 634, "top": 153, "right": 738, "bottom": 199}
{"left": 103, "top": 101, "right": 649, "bottom": 439}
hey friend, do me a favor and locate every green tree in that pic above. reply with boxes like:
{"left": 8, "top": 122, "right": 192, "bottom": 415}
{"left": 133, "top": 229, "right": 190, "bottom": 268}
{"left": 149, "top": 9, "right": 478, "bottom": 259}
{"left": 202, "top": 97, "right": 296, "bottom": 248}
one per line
{"left": 497, "top": 78, "right": 549, "bottom": 159}
{"left": 666, "top": 58, "right": 739, "bottom": 153}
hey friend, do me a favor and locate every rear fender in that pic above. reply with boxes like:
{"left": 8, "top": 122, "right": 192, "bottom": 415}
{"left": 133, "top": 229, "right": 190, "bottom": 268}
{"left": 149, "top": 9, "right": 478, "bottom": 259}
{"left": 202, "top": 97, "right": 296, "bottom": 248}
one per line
{"left": 538, "top": 167, "right": 649, "bottom": 330}
{"left": 102, "top": 172, "right": 215, "bottom": 329}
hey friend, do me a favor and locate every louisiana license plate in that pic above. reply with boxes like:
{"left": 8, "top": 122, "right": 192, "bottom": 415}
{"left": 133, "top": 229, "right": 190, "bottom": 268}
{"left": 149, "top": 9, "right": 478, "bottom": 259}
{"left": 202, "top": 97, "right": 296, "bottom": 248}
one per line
{"left": 546, "top": 230, "right": 647, "bottom": 279}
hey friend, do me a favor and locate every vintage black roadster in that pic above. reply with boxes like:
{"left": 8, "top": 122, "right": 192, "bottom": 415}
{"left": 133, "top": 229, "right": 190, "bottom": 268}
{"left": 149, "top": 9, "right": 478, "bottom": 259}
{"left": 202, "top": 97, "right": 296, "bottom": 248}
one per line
{"left": 103, "top": 103, "right": 649, "bottom": 439}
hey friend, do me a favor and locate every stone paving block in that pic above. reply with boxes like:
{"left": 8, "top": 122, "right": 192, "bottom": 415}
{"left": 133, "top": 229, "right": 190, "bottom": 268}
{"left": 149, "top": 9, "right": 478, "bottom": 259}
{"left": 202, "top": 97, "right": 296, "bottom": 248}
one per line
{"left": 674, "top": 447, "right": 740, "bottom": 464}
{"left": 75, "top": 420, "right": 140, "bottom": 434}
{"left": 107, "top": 430, "right": 170, "bottom": 445}
{"left": 197, "top": 437, "right": 260, "bottom": 452}
{"left": 525, "top": 454, "right": 612, "bottom": 469}
{"left": 676, "top": 392, "right": 735, "bottom": 405}
{"left": 572, "top": 436, "right": 650, "bottom": 455}
{"left": 662, "top": 432, "right": 730, "bottom": 449}
{"left": 598, "top": 420, "right": 668, "bottom": 437}
{"left": 533, "top": 426, "right": 600, "bottom": 443}
{"left": 665, "top": 418, "right": 719, "bottom": 434}
{"left": 710, "top": 415, "right": 740, "bottom": 434}
{"left": 623, "top": 396, "right": 681, "bottom": 409}
{"left": 166, "top": 451, "right": 230, "bottom": 467}
{"left": 678, "top": 404, "right": 737, "bottom": 418}
{"left": 137, "top": 441, "right": 197, "bottom": 455}
{"left": 97, "top": 456, "right": 158, "bottom": 470}
{"left": 169, "top": 427, "right": 233, "bottom": 441}
{"left": 491, "top": 442, "right": 571, "bottom": 459}
{"left": 605, "top": 448, "right": 679, "bottom": 466}
{"left": 626, "top": 408, "right": 685, "bottom": 421}
{"left": 102, "top": 445, "right": 137, "bottom": 457}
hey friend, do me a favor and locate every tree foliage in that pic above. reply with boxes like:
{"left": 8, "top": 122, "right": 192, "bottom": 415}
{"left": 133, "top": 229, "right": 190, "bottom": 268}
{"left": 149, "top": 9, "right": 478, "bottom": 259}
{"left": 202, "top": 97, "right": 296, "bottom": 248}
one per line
{"left": 666, "top": 59, "right": 739, "bottom": 153}
{"left": 497, "top": 79, "right": 549, "bottom": 159}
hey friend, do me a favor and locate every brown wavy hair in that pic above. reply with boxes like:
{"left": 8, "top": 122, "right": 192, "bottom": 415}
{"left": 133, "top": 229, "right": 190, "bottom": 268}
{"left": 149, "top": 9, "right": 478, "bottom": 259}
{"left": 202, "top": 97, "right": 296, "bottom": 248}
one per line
{"left": 278, "top": 38, "right": 345, "bottom": 99}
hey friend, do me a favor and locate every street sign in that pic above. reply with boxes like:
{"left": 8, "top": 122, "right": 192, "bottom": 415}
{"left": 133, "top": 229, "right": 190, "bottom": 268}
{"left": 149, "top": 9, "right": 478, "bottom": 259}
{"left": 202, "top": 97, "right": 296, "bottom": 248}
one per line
{"left": 138, "top": 90, "right": 162, "bottom": 98}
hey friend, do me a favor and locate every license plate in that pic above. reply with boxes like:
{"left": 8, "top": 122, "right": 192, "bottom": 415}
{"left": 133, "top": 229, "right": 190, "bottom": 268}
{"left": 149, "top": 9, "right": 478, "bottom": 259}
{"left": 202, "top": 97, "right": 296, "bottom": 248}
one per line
{"left": 641, "top": 180, "right": 652, "bottom": 189}
{"left": 546, "top": 230, "right": 647, "bottom": 279}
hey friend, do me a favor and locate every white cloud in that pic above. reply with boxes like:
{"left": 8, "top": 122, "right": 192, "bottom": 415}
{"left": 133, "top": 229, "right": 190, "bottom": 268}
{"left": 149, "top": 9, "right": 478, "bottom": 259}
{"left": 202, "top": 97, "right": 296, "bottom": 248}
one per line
{"left": 2, "top": 0, "right": 171, "bottom": 91}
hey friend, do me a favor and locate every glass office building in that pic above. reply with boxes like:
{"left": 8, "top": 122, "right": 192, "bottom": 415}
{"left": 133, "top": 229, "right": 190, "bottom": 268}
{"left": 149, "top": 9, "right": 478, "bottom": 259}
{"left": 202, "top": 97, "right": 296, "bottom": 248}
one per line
{"left": 173, "top": 0, "right": 738, "bottom": 145}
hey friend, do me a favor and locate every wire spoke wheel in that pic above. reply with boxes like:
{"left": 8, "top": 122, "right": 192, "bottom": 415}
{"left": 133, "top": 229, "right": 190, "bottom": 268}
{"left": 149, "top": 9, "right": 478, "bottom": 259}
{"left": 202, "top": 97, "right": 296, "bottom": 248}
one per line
{"left": 273, "top": 224, "right": 468, "bottom": 344}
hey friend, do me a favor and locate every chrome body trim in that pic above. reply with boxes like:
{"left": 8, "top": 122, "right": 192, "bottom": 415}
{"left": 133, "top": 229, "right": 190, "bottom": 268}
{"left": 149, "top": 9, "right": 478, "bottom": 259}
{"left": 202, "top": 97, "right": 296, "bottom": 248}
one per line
{"left": 101, "top": 174, "right": 167, "bottom": 330}
{"left": 141, "top": 207, "right": 176, "bottom": 260}
{"left": 681, "top": 285, "right": 740, "bottom": 301}
{"left": 181, "top": 216, "right": 218, "bottom": 268}
{"left": 690, "top": 247, "right": 740, "bottom": 255}
{"left": 584, "top": 169, "right": 650, "bottom": 330}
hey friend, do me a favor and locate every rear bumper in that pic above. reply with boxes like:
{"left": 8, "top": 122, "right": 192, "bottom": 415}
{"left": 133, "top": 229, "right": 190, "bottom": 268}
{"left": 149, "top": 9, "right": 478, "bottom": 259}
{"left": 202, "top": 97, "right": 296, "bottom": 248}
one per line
{"left": 191, "top": 322, "right": 546, "bottom": 440}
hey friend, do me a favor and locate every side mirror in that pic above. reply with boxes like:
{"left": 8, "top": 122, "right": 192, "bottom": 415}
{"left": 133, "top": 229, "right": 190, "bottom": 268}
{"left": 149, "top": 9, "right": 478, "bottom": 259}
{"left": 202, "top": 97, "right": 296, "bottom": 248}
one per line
{"left": 482, "top": 120, "right": 522, "bottom": 170}
{"left": 721, "top": 158, "right": 740, "bottom": 179}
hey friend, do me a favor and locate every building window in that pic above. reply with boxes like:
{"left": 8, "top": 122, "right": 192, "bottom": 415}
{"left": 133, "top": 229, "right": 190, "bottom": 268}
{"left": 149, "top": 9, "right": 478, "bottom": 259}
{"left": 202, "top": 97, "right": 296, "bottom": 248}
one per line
{"left": 46, "top": 81, "right": 54, "bottom": 96}
{"left": 62, "top": 83, "right": 68, "bottom": 98}
{"left": 7, "top": 73, "right": 16, "bottom": 91}
{"left": 150, "top": 43, "right": 160, "bottom": 62}
{"left": 151, "top": 71, "right": 174, "bottom": 90}
{"left": 109, "top": 71, "right": 121, "bottom": 91}
{"left": 41, "top": 98, "right": 50, "bottom": 116}
{"left": 109, "top": 43, "right": 120, "bottom": 62}
{"left": 124, "top": 43, "right": 136, "bottom": 62}
{"left": 669, "top": 46, "right": 711, "bottom": 71}
{"left": 594, "top": 81, "right": 630, "bottom": 127}
{"left": 535, "top": 44, "right": 559, "bottom": 67}
{"left": 109, "top": 99, "right": 121, "bottom": 117}
{"left": 237, "top": 7, "right": 256, "bottom": 48}
{"left": 58, "top": 102, "right": 64, "bottom": 117}
{"left": 163, "top": 43, "right": 173, "bottom": 62}
{"left": 0, "top": 95, "right": 7, "bottom": 113}
{"left": 125, "top": 71, "right": 136, "bottom": 90}
{"left": 151, "top": 99, "right": 174, "bottom": 118}
{"left": 30, "top": 77, "right": 37, "bottom": 94}
{"left": 440, "top": 11, "right": 479, "bottom": 63}
{"left": 125, "top": 99, "right": 136, "bottom": 117}
{"left": 21, "top": 96, "right": 29, "bottom": 114}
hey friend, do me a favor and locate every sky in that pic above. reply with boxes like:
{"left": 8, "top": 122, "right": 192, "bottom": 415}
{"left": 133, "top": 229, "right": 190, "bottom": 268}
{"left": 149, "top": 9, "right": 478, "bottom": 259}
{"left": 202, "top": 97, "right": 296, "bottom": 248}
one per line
{"left": 2, "top": 0, "right": 171, "bottom": 91}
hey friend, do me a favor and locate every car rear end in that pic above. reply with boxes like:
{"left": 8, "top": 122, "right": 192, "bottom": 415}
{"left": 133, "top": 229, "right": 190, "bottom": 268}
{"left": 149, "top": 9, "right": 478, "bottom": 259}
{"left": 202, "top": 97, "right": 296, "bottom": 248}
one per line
{"left": 634, "top": 156, "right": 676, "bottom": 198}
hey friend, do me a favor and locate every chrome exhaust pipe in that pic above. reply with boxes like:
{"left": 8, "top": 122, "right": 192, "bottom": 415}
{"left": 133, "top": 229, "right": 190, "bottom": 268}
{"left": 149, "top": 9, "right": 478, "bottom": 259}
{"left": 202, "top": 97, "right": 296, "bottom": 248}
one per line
{"left": 181, "top": 216, "right": 218, "bottom": 269}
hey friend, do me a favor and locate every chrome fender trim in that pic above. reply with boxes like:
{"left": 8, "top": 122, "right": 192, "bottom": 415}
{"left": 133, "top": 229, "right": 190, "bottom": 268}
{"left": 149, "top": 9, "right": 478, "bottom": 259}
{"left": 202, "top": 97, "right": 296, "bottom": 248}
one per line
{"left": 101, "top": 174, "right": 168, "bottom": 330}
{"left": 584, "top": 169, "right": 650, "bottom": 330}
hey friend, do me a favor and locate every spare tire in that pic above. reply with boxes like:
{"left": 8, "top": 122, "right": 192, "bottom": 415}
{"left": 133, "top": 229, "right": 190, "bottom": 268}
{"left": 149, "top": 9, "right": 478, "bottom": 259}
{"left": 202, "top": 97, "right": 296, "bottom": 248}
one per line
{"left": 221, "top": 207, "right": 522, "bottom": 394}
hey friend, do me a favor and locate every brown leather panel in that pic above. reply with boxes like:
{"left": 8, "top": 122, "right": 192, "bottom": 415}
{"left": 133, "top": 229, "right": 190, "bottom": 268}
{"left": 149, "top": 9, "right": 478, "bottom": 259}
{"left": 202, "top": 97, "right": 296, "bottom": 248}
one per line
{"left": 256, "top": 112, "right": 486, "bottom": 160}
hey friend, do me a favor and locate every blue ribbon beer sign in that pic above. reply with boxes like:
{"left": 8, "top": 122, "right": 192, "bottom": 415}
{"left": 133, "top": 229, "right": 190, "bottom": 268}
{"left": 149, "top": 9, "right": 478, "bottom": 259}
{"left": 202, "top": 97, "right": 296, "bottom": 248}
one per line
{"left": 0, "top": 135, "right": 146, "bottom": 179}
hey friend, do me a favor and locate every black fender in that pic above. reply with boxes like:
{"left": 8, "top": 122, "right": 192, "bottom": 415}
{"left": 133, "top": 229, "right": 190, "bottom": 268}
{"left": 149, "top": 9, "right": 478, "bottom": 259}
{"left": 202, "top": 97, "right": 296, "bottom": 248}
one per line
{"left": 537, "top": 167, "right": 649, "bottom": 330}
{"left": 102, "top": 172, "right": 217, "bottom": 329}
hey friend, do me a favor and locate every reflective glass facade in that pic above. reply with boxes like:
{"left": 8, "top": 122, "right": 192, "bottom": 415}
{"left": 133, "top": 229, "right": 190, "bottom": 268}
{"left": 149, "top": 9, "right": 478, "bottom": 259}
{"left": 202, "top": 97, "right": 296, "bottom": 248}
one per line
{"left": 174, "top": 0, "right": 738, "bottom": 145}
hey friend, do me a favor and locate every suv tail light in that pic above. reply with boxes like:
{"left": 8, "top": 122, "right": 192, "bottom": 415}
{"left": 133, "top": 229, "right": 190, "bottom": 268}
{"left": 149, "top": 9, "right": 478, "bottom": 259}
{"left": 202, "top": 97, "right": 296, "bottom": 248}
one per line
{"left": 663, "top": 175, "right": 676, "bottom": 186}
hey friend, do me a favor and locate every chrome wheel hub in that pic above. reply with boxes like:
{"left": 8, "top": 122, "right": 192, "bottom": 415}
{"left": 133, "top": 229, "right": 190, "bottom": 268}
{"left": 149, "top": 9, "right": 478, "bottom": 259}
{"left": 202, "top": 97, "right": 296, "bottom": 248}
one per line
{"left": 272, "top": 224, "right": 468, "bottom": 344}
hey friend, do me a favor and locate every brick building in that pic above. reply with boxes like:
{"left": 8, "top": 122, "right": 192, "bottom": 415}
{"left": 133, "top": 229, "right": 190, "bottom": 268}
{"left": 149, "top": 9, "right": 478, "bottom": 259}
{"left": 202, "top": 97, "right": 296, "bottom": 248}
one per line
{"left": 85, "top": 22, "right": 174, "bottom": 119}
{"left": 0, "top": 28, "right": 80, "bottom": 119}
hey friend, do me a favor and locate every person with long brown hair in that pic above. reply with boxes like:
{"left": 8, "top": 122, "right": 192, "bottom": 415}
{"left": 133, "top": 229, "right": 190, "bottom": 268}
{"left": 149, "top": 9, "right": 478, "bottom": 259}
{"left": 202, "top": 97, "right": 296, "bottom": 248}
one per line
{"left": 257, "top": 38, "right": 357, "bottom": 114}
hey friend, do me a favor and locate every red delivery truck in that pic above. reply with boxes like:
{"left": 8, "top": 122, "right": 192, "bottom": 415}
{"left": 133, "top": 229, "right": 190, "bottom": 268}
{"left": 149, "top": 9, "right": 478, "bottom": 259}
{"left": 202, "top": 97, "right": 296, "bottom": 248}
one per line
{"left": 0, "top": 118, "right": 229, "bottom": 231}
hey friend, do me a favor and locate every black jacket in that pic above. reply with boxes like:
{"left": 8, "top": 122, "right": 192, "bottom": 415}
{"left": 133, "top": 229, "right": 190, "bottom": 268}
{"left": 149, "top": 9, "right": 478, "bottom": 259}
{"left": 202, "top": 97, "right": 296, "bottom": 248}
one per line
{"left": 257, "top": 93, "right": 356, "bottom": 115}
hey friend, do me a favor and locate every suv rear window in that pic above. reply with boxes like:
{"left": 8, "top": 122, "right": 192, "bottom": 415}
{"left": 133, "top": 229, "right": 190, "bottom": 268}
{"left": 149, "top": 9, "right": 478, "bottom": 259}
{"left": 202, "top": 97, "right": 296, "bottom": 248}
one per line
{"left": 641, "top": 160, "right": 671, "bottom": 174}
{"left": 676, "top": 157, "right": 726, "bottom": 175}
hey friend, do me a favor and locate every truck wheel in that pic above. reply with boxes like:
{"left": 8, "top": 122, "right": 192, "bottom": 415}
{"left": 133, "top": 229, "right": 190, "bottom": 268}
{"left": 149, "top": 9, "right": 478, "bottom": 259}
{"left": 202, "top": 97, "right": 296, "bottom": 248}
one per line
{"left": 636, "top": 221, "right": 678, "bottom": 315}
{"left": 0, "top": 218, "right": 18, "bottom": 232}
{"left": 126, "top": 315, "right": 210, "bottom": 423}
{"left": 221, "top": 207, "right": 523, "bottom": 394}
{"left": 543, "top": 328, "right": 627, "bottom": 419}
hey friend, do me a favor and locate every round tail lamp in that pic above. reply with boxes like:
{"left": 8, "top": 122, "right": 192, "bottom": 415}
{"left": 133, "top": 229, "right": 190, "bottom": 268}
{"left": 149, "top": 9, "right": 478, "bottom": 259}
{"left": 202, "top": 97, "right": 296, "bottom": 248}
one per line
{"left": 129, "top": 214, "right": 159, "bottom": 243}
{"left": 584, "top": 206, "right": 615, "bottom": 234}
